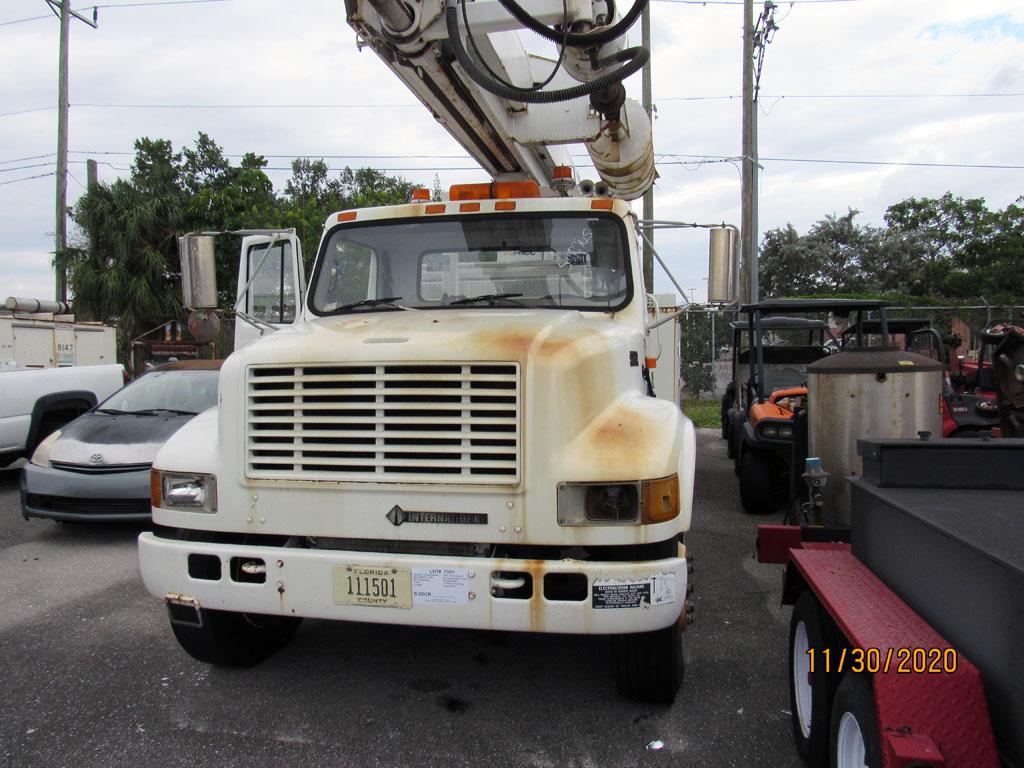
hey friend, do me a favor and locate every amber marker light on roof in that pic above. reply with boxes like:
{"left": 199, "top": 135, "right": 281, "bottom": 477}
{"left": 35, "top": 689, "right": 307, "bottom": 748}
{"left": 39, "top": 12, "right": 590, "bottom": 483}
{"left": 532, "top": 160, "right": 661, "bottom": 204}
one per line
{"left": 459, "top": 202, "right": 481, "bottom": 212}
{"left": 552, "top": 165, "right": 573, "bottom": 179}
{"left": 411, "top": 188, "right": 431, "bottom": 201}
{"left": 591, "top": 199, "right": 614, "bottom": 210}
{"left": 494, "top": 201, "right": 517, "bottom": 211}
{"left": 449, "top": 181, "right": 541, "bottom": 201}
{"left": 425, "top": 204, "right": 446, "bottom": 214}
{"left": 337, "top": 211, "right": 357, "bottom": 222}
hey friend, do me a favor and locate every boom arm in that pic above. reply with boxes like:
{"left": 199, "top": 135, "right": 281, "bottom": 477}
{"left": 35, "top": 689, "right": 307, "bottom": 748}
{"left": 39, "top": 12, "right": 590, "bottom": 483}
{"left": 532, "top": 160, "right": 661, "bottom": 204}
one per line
{"left": 344, "top": 0, "right": 656, "bottom": 198}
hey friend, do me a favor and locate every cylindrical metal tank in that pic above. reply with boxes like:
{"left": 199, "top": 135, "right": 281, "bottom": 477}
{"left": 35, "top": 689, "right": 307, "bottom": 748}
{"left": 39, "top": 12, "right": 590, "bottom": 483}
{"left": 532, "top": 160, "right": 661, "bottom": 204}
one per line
{"left": 808, "top": 350, "right": 943, "bottom": 527}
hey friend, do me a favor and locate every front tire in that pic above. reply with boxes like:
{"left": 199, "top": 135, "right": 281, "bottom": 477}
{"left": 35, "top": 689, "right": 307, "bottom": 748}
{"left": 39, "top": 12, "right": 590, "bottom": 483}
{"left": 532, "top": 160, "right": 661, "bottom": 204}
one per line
{"left": 790, "top": 592, "right": 838, "bottom": 767}
{"left": 170, "top": 608, "right": 302, "bottom": 667}
{"left": 830, "top": 672, "right": 881, "bottom": 768}
{"left": 740, "top": 452, "right": 777, "bottom": 515}
{"left": 611, "top": 621, "right": 684, "bottom": 704}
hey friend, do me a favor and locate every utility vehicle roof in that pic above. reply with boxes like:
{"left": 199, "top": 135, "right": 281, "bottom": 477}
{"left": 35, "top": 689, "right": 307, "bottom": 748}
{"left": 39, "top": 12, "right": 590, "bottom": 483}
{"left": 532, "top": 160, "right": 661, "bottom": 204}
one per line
{"left": 729, "top": 316, "right": 829, "bottom": 331}
{"left": 740, "top": 298, "right": 891, "bottom": 313}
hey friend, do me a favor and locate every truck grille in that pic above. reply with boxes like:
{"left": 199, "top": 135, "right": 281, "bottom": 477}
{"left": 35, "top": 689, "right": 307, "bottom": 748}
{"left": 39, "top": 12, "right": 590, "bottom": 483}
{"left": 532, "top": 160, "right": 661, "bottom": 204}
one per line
{"left": 246, "top": 363, "right": 520, "bottom": 484}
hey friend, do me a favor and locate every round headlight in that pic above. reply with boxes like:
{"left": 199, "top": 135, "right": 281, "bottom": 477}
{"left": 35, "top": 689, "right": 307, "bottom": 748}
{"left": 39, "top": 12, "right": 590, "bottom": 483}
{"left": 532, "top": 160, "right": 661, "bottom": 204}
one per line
{"left": 585, "top": 484, "right": 639, "bottom": 522}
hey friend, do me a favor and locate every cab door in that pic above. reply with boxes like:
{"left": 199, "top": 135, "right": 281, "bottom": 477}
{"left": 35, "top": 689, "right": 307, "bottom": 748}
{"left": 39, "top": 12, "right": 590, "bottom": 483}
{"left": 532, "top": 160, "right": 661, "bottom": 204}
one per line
{"left": 234, "top": 233, "right": 305, "bottom": 350}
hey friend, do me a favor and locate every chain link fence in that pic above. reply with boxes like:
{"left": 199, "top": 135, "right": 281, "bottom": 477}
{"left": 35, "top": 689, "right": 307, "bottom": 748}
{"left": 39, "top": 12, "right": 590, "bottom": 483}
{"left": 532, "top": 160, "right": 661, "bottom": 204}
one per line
{"left": 679, "top": 304, "right": 1024, "bottom": 399}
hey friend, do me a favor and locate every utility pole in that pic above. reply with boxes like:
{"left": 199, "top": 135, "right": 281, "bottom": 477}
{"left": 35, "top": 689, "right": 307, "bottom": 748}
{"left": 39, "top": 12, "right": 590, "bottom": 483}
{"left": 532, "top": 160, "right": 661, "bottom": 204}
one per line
{"left": 48, "top": 0, "right": 97, "bottom": 302}
{"left": 86, "top": 158, "right": 98, "bottom": 259}
{"left": 740, "top": 0, "right": 777, "bottom": 305}
{"left": 641, "top": 1, "right": 654, "bottom": 293}
{"left": 740, "top": 0, "right": 756, "bottom": 305}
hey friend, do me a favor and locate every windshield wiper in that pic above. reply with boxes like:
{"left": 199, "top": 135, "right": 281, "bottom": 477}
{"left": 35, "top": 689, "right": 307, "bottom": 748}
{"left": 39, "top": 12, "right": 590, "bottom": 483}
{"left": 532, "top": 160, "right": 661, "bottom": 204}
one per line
{"left": 448, "top": 292, "right": 525, "bottom": 307}
{"left": 321, "top": 296, "right": 405, "bottom": 316}
{"left": 102, "top": 408, "right": 198, "bottom": 416}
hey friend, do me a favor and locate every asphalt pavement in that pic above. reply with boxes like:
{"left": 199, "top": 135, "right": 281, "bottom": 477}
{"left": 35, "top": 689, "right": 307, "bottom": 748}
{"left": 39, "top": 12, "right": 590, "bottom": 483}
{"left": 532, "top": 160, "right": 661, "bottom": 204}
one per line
{"left": 0, "top": 429, "right": 803, "bottom": 768}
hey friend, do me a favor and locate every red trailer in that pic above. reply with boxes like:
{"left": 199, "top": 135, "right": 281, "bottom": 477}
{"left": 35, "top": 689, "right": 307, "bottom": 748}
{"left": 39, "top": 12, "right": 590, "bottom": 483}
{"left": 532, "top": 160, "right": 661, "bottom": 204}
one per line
{"left": 758, "top": 436, "right": 1024, "bottom": 768}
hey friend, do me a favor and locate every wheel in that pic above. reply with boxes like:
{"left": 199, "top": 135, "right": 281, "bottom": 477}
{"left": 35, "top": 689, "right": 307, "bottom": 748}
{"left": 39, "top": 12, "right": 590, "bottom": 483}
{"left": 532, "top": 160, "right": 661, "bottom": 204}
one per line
{"left": 720, "top": 390, "right": 734, "bottom": 440}
{"left": 170, "top": 608, "right": 302, "bottom": 667}
{"left": 829, "top": 672, "right": 881, "bottom": 768}
{"left": 739, "top": 452, "right": 777, "bottom": 515}
{"left": 611, "top": 621, "right": 684, "bottom": 704}
{"left": 789, "top": 592, "right": 838, "bottom": 767}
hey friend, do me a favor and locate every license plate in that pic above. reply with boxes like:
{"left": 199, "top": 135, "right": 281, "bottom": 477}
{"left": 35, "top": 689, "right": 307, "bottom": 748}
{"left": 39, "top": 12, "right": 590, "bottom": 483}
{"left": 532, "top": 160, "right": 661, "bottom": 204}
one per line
{"left": 333, "top": 565, "right": 412, "bottom": 609}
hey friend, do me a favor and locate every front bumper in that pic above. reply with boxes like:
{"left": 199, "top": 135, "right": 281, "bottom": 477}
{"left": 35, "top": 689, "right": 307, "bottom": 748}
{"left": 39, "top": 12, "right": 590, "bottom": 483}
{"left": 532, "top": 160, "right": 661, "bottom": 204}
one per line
{"left": 21, "top": 463, "right": 151, "bottom": 522}
{"left": 138, "top": 533, "right": 687, "bottom": 635}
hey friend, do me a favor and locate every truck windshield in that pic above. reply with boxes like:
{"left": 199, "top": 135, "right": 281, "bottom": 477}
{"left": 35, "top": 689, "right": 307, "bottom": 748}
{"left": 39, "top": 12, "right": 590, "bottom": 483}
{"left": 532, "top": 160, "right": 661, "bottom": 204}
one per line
{"left": 309, "top": 213, "right": 632, "bottom": 314}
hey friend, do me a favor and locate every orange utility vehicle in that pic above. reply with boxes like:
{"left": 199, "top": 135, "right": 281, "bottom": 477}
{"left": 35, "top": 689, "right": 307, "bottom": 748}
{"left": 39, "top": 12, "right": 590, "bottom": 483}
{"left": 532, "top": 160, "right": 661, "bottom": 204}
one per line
{"left": 723, "top": 299, "right": 891, "bottom": 515}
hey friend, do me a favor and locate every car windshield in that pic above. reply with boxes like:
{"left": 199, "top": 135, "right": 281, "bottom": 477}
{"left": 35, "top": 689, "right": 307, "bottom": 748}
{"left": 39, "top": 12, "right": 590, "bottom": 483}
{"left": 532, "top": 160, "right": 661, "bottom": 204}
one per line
{"left": 309, "top": 213, "right": 632, "bottom": 314}
{"left": 97, "top": 369, "right": 219, "bottom": 414}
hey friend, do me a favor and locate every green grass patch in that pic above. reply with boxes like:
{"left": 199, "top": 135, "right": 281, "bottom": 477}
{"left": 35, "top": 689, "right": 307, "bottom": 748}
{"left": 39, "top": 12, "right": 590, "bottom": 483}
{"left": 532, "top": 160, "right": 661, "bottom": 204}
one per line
{"left": 681, "top": 397, "right": 721, "bottom": 429}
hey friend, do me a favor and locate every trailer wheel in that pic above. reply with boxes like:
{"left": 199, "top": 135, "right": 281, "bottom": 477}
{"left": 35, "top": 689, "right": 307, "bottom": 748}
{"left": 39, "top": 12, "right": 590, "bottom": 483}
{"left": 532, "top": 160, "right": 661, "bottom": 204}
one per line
{"left": 740, "top": 453, "right": 776, "bottom": 514}
{"left": 611, "top": 621, "right": 684, "bottom": 704}
{"left": 790, "top": 592, "right": 836, "bottom": 767}
{"left": 170, "top": 608, "right": 302, "bottom": 668}
{"left": 829, "top": 672, "right": 881, "bottom": 768}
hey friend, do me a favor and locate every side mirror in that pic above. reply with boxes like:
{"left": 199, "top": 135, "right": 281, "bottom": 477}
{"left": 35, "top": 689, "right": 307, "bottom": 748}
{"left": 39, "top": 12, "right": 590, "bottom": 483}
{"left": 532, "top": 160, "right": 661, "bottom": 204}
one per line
{"left": 707, "top": 227, "right": 737, "bottom": 305}
{"left": 178, "top": 235, "right": 218, "bottom": 310}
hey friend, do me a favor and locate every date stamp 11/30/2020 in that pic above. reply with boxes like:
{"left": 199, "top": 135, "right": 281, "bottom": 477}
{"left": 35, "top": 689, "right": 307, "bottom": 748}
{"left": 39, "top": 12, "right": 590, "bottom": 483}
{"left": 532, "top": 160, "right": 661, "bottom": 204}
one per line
{"left": 806, "top": 646, "right": 959, "bottom": 675}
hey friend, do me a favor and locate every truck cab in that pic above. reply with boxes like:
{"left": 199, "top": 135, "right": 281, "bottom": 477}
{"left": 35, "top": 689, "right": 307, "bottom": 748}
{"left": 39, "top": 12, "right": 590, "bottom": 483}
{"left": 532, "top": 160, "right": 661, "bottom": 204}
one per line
{"left": 139, "top": 189, "right": 696, "bottom": 702}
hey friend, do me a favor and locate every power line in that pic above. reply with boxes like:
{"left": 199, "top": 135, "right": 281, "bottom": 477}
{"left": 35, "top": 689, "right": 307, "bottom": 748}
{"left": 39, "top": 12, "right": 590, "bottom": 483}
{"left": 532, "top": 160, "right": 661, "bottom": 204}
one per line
{"left": 0, "top": 153, "right": 57, "bottom": 165}
{"left": 6, "top": 152, "right": 1019, "bottom": 176}
{"left": 656, "top": 153, "right": 1024, "bottom": 170}
{"left": 68, "top": 150, "right": 472, "bottom": 159}
{"left": 0, "top": 172, "right": 56, "bottom": 186}
{"left": 0, "top": 162, "right": 55, "bottom": 174}
{"left": 656, "top": 92, "right": 1024, "bottom": 101}
{"left": 3, "top": 92, "right": 1021, "bottom": 118}
{"left": 0, "top": 0, "right": 227, "bottom": 25}
{"left": 0, "top": 106, "right": 57, "bottom": 118}
{"left": 760, "top": 156, "right": 1024, "bottom": 170}
{"left": 73, "top": 102, "right": 421, "bottom": 109}
{"left": 651, "top": 0, "right": 861, "bottom": 4}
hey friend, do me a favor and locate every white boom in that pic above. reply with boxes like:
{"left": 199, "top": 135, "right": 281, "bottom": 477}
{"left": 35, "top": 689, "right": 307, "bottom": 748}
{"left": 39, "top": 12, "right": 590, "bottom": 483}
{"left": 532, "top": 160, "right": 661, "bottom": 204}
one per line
{"left": 344, "top": 0, "right": 656, "bottom": 198}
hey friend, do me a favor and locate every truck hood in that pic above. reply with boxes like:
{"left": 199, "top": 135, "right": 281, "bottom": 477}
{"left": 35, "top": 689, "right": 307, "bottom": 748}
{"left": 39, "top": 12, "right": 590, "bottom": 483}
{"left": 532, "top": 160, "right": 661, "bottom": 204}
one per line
{"left": 236, "top": 308, "right": 638, "bottom": 368}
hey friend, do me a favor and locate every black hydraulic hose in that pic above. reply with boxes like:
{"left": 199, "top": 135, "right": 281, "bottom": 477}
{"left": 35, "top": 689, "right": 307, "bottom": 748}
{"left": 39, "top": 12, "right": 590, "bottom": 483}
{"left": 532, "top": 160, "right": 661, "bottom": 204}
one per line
{"left": 496, "top": 0, "right": 647, "bottom": 47}
{"left": 446, "top": 0, "right": 648, "bottom": 104}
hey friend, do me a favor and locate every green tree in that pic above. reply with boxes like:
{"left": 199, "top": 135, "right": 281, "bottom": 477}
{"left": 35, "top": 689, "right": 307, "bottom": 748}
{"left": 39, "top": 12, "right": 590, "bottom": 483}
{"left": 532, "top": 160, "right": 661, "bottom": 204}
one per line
{"left": 760, "top": 193, "right": 1024, "bottom": 302}
{"left": 68, "top": 134, "right": 420, "bottom": 354}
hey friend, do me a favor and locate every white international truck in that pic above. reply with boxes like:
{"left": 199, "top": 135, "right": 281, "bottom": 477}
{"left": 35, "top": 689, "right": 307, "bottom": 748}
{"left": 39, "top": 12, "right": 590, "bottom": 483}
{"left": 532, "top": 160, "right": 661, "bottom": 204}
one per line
{"left": 138, "top": 0, "right": 735, "bottom": 701}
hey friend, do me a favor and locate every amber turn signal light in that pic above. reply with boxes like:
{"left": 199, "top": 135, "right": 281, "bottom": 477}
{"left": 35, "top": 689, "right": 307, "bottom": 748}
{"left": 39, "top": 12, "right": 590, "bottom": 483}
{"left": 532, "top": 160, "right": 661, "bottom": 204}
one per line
{"left": 642, "top": 474, "right": 680, "bottom": 524}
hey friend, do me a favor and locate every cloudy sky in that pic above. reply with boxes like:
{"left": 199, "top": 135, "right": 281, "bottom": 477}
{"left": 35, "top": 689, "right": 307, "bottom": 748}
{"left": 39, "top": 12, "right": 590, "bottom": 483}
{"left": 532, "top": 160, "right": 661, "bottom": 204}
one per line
{"left": 1, "top": 0, "right": 1022, "bottom": 304}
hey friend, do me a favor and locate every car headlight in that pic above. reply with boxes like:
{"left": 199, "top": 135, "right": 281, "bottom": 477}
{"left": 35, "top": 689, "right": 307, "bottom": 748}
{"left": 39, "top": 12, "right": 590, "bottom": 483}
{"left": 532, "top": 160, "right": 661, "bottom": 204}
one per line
{"left": 557, "top": 475, "right": 679, "bottom": 526}
{"left": 151, "top": 469, "right": 217, "bottom": 512}
{"left": 30, "top": 430, "right": 62, "bottom": 468}
{"left": 763, "top": 425, "right": 779, "bottom": 438}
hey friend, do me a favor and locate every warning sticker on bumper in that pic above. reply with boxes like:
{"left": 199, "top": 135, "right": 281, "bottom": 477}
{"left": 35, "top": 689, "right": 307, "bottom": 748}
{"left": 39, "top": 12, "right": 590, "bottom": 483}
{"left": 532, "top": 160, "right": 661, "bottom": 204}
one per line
{"left": 592, "top": 573, "right": 677, "bottom": 609}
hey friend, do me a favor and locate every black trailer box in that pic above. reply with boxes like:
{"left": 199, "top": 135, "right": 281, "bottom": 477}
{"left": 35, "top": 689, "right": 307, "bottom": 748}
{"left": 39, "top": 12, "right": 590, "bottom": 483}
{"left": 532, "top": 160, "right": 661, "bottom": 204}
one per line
{"left": 850, "top": 438, "right": 1024, "bottom": 767}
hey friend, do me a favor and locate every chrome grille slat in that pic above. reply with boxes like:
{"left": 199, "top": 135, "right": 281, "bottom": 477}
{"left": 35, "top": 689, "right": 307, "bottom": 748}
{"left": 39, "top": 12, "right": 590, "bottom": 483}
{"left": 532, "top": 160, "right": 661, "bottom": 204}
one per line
{"left": 246, "top": 363, "right": 521, "bottom": 484}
